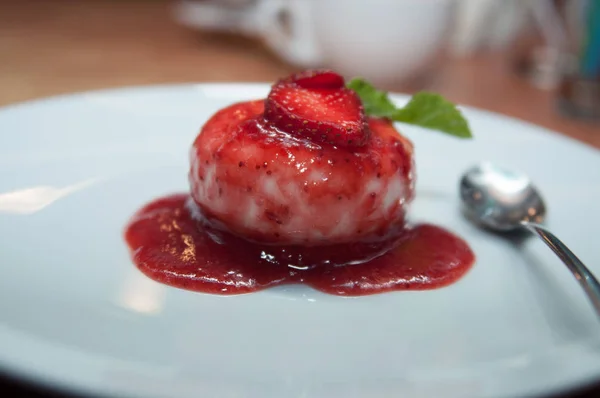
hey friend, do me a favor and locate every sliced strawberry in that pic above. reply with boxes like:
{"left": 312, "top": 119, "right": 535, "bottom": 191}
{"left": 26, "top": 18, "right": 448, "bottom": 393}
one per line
{"left": 291, "top": 69, "right": 345, "bottom": 89}
{"left": 263, "top": 70, "right": 370, "bottom": 148}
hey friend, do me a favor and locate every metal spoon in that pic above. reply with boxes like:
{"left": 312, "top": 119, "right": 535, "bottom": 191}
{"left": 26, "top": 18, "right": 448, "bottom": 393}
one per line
{"left": 459, "top": 162, "right": 600, "bottom": 315}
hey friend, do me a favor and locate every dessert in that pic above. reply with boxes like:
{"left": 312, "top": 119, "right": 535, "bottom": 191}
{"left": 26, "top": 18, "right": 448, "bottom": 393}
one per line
{"left": 124, "top": 70, "right": 475, "bottom": 296}
{"left": 189, "top": 71, "right": 414, "bottom": 246}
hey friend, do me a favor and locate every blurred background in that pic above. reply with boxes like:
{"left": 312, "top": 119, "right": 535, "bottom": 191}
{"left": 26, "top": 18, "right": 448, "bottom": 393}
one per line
{"left": 0, "top": 0, "right": 598, "bottom": 148}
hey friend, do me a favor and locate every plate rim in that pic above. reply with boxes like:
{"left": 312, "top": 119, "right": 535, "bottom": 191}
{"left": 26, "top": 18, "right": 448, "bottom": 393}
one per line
{"left": 1, "top": 81, "right": 599, "bottom": 156}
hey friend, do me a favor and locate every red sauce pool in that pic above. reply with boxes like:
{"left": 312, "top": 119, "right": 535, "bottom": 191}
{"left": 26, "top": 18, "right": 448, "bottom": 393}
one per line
{"left": 124, "top": 194, "right": 475, "bottom": 296}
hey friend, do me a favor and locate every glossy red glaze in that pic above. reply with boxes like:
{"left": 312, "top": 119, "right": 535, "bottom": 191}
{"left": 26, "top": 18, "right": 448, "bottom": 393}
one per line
{"left": 188, "top": 100, "right": 415, "bottom": 246}
{"left": 124, "top": 194, "right": 475, "bottom": 296}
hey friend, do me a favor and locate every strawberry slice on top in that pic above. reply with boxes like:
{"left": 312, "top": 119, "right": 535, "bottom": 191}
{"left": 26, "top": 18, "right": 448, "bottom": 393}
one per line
{"left": 264, "top": 70, "right": 370, "bottom": 148}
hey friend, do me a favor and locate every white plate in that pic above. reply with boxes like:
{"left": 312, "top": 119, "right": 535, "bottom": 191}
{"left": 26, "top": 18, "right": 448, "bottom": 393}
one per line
{"left": 0, "top": 83, "right": 599, "bottom": 398}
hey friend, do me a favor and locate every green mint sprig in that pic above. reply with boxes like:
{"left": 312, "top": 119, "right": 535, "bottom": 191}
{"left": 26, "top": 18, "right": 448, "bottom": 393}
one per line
{"left": 347, "top": 78, "right": 472, "bottom": 139}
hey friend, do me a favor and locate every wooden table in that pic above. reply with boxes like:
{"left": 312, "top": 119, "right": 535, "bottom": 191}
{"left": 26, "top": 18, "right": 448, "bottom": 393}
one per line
{"left": 0, "top": 1, "right": 599, "bottom": 397}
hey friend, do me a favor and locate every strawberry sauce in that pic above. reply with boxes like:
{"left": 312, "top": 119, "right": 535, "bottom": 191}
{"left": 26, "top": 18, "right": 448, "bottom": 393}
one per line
{"left": 124, "top": 194, "right": 475, "bottom": 296}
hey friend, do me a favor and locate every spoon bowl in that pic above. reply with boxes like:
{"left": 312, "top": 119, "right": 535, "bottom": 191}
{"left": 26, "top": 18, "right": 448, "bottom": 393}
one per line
{"left": 460, "top": 162, "right": 546, "bottom": 231}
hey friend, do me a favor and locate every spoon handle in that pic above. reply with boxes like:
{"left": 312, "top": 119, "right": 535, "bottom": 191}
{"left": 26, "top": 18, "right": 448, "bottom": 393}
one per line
{"left": 522, "top": 222, "right": 600, "bottom": 316}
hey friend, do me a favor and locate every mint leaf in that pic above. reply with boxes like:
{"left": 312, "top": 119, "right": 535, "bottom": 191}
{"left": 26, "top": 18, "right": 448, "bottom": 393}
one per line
{"left": 392, "top": 92, "right": 472, "bottom": 138}
{"left": 346, "top": 78, "right": 397, "bottom": 119}
{"left": 346, "top": 78, "right": 472, "bottom": 139}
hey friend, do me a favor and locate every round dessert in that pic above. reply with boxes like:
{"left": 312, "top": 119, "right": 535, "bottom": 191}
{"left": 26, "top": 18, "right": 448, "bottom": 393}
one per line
{"left": 189, "top": 70, "right": 415, "bottom": 245}
{"left": 125, "top": 69, "right": 475, "bottom": 296}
